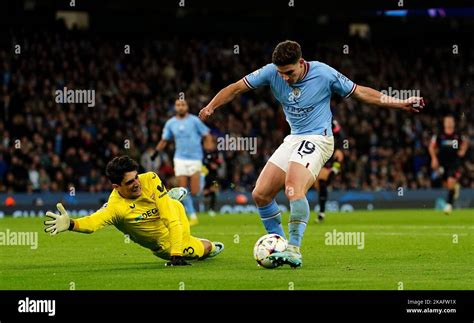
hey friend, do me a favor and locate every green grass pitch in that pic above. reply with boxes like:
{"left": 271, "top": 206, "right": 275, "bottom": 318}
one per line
{"left": 0, "top": 209, "right": 472, "bottom": 290}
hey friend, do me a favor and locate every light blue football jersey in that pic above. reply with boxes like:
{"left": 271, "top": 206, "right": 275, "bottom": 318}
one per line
{"left": 243, "top": 61, "right": 356, "bottom": 136}
{"left": 162, "top": 114, "right": 210, "bottom": 160}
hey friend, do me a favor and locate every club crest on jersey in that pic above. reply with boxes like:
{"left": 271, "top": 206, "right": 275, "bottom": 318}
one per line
{"left": 288, "top": 88, "right": 301, "bottom": 102}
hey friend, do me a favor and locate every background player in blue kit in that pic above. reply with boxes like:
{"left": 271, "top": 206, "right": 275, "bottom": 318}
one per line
{"left": 199, "top": 40, "right": 425, "bottom": 268}
{"left": 153, "top": 98, "right": 214, "bottom": 226}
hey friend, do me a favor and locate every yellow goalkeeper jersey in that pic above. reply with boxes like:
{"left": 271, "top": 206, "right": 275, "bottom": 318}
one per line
{"left": 71, "top": 172, "right": 185, "bottom": 256}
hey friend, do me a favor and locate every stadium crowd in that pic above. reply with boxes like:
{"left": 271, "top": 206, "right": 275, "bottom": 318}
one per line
{"left": 0, "top": 31, "right": 473, "bottom": 194}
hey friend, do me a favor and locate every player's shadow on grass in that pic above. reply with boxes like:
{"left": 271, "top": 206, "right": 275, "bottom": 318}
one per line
{"left": 5, "top": 262, "right": 173, "bottom": 272}
{"left": 67, "top": 263, "right": 173, "bottom": 273}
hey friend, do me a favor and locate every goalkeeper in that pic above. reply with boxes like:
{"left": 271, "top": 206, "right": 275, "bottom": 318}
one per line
{"left": 43, "top": 156, "right": 224, "bottom": 266}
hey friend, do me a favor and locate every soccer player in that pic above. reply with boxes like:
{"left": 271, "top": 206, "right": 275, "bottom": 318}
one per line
{"left": 152, "top": 98, "right": 214, "bottom": 226}
{"left": 313, "top": 119, "right": 345, "bottom": 223}
{"left": 199, "top": 40, "right": 424, "bottom": 268}
{"left": 202, "top": 149, "right": 222, "bottom": 216}
{"left": 43, "top": 156, "right": 224, "bottom": 266}
{"left": 428, "top": 115, "right": 469, "bottom": 214}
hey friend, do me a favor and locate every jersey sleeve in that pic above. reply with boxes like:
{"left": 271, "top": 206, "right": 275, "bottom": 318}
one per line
{"left": 162, "top": 120, "right": 173, "bottom": 140}
{"left": 195, "top": 116, "right": 210, "bottom": 136}
{"left": 147, "top": 172, "right": 184, "bottom": 256}
{"left": 243, "top": 63, "right": 274, "bottom": 89}
{"left": 72, "top": 202, "right": 118, "bottom": 233}
{"left": 325, "top": 64, "right": 356, "bottom": 98}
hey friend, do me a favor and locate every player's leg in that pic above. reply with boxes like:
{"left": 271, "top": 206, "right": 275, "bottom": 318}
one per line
{"left": 177, "top": 174, "right": 197, "bottom": 222}
{"left": 205, "top": 184, "right": 218, "bottom": 216}
{"left": 444, "top": 176, "right": 457, "bottom": 214}
{"left": 316, "top": 167, "right": 331, "bottom": 223}
{"left": 286, "top": 162, "right": 315, "bottom": 252}
{"left": 180, "top": 236, "right": 224, "bottom": 260}
{"left": 188, "top": 171, "right": 202, "bottom": 224}
{"left": 205, "top": 174, "right": 218, "bottom": 216}
{"left": 252, "top": 138, "right": 295, "bottom": 238}
{"left": 269, "top": 135, "right": 334, "bottom": 268}
{"left": 199, "top": 238, "right": 224, "bottom": 258}
{"left": 172, "top": 197, "right": 224, "bottom": 259}
{"left": 317, "top": 149, "right": 343, "bottom": 222}
{"left": 174, "top": 159, "right": 200, "bottom": 225}
{"left": 252, "top": 161, "right": 287, "bottom": 238}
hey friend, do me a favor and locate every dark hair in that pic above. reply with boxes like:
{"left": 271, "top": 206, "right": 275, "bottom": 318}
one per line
{"left": 106, "top": 156, "right": 139, "bottom": 185}
{"left": 272, "top": 40, "right": 302, "bottom": 66}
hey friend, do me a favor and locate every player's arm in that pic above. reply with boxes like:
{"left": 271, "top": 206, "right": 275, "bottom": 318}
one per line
{"left": 152, "top": 121, "right": 173, "bottom": 161}
{"left": 352, "top": 85, "right": 424, "bottom": 113}
{"left": 458, "top": 135, "right": 469, "bottom": 158}
{"left": 155, "top": 139, "right": 168, "bottom": 151}
{"left": 151, "top": 139, "right": 168, "bottom": 161}
{"left": 199, "top": 79, "right": 250, "bottom": 120}
{"left": 203, "top": 133, "right": 215, "bottom": 151}
{"left": 44, "top": 202, "right": 116, "bottom": 235}
{"left": 334, "top": 149, "right": 344, "bottom": 163}
{"left": 428, "top": 135, "right": 439, "bottom": 170}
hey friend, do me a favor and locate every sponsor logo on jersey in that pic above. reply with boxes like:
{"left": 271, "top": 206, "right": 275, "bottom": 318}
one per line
{"left": 134, "top": 208, "right": 159, "bottom": 221}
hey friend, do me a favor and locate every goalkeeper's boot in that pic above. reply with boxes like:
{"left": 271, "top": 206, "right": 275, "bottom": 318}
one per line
{"left": 208, "top": 242, "right": 225, "bottom": 258}
{"left": 317, "top": 212, "right": 325, "bottom": 223}
{"left": 168, "top": 187, "right": 188, "bottom": 201}
{"left": 268, "top": 244, "right": 302, "bottom": 268}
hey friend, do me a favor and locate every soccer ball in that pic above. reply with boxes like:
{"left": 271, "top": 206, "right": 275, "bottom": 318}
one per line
{"left": 253, "top": 234, "right": 288, "bottom": 269}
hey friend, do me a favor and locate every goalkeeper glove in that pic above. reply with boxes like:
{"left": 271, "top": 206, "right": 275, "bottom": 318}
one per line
{"left": 150, "top": 150, "right": 159, "bottom": 161}
{"left": 331, "top": 161, "right": 341, "bottom": 175}
{"left": 165, "top": 256, "right": 192, "bottom": 267}
{"left": 167, "top": 187, "right": 188, "bottom": 202}
{"left": 44, "top": 203, "right": 71, "bottom": 236}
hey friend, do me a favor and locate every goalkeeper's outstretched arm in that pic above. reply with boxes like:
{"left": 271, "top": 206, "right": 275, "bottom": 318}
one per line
{"left": 44, "top": 203, "right": 115, "bottom": 235}
{"left": 44, "top": 203, "right": 73, "bottom": 235}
